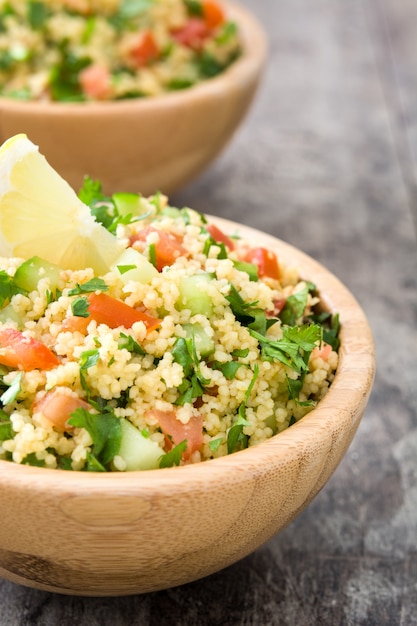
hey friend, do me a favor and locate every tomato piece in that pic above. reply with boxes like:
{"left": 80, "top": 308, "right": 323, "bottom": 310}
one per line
{"left": 79, "top": 64, "right": 112, "bottom": 100}
{"left": 61, "top": 316, "right": 90, "bottom": 335}
{"left": 311, "top": 342, "right": 332, "bottom": 362}
{"left": 147, "top": 409, "right": 203, "bottom": 461}
{"left": 34, "top": 388, "right": 91, "bottom": 432}
{"left": 87, "top": 292, "right": 161, "bottom": 331}
{"left": 130, "top": 226, "right": 187, "bottom": 272}
{"left": 0, "top": 329, "right": 59, "bottom": 371}
{"left": 171, "top": 18, "right": 209, "bottom": 50}
{"left": 206, "top": 223, "right": 235, "bottom": 250}
{"left": 244, "top": 247, "right": 280, "bottom": 280}
{"left": 202, "top": 0, "right": 225, "bottom": 29}
{"left": 129, "top": 31, "right": 159, "bottom": 67}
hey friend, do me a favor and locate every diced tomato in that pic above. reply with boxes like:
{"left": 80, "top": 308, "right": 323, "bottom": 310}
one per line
{"left": 79, "top": 64, "right": 112, "bottom": 100}
{"left": 311, "top": 342, "right": 332, "bottom": 361}
{"left": 171, "top": 18, "right": 209, "bottom": 50}
{"left": 147, "top": 409, "right": 203, "bottom": 461}
{"left": 244, "top": 247, "right": 280, "bottom": 280}
{"left": 128, "top": 30, "right": 159, "bottom": 67}
{"left": 207, "top": 223, "right": 235, "bottom": 251}
{"left": 202, "top": 0, "right": 225, "bottom": 29}
{"left": 130, "top": 226, "right": 187, "bottom": 272}
{"left": 61, "top": 316, "right": 90, "bottom": 335}
{"left": 33, "top": 388, "right": 91, "bottom": 432}
{"left": 86, "top": 292, "right": 161, "bottom": 331}
{"left": 271, "top": 297, "right": 286, "bottom": 315}
{"left": 0, "top": 329, "right": 59, "bottom": 371}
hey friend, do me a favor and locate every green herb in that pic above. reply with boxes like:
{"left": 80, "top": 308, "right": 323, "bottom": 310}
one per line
{"left": 227, "top": 364, "right": 259, "bottom": 454}
{"left": 71, "top": 297, "right": 90, "bottom": 318}
{"left": 185, "top": 0, "right": 203, "bottom": 16}
{"left": 159, "top": 440, "right": 187, "bottom": 468}
{"left": 148, "top": 243, "right": 157, "bottom": 268}
{"left": 21, "top": 452, "right": 46, "bottom": 467}
{"left": 311, "top": 311, "right": 340, "bottom": 351}
{"left": 117, "top": 264, "right": 137, "bottom": 275}
{"left": 172, "top": 336, "right": 210, "bottom": 405}
{"left": 226, "top": 284, "right": 277, "bottom": 335}
{"left": 68, "top": 278, "right": 108, "bottom": 295}
{"left": 208, "top": 437, "right": 223, "bottom": 452}
{"left": 231, "top": 348, "right": 249, "bottom": 358}
{"left": 27, "top": 1, "right": 49, "bottom": 29}
{"left": 0, "top": 270, "right": 24, "bottom": 308}
{"left": 57, "top": 456, "right": 73, "bottom": 471}
{"left": 79, "top": 349, "right": 100, "bottom": 370}
{"left": 203, "top": 236, "right": 228, "bottom": 259}
{"left": 232, "top": 260, "right": 259, "bottom": 281}
{"left": 49, "top": 43, "right": 90, "bottom": 102}
{"left": 0, "top": 372, "right": 22, "bottom": 405}
{"left": 215, "top": 21, "right": 238, "bottom": 44}
{"left": 118, "top": 332, "right": 145, "bottom": 355}
{"left": 68, "top": 408, "right": 122, "bottom": 469}
{"left": 279, "top": 282, "right": 315, "bottom": 326}
{"left": 250, "top": 324, "right": 322, "bottom": 374}
{"left": 118, "top": 0, "right": 154, "bottom": 19}
{"left": 212, "top": 360, "right": 245, "bottom": 380}
{"left": 0, "top": 409, "right": 12, "bottom": 440}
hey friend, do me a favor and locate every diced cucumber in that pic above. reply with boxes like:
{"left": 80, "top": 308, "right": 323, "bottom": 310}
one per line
{"left": 160, "top": 206, "right": 181, "bottom": 219}
{"left": 183, "top": 323, "right": 215, "bottom": 357}
{"left": 0, "top": 304, "right": 23, "bottom": 328}
{"left": 117, "top": 419, "right": 163, "bottom": 471}
{"left": 177, "top": 273, "right": 214, "bottom": 317}
{"left": 111, "top": 247, "right": 158, "bottom": 285}
{"left": 112, "top": 192, "right": 148, "bottom": 218}
{"left": 13, "top": 256, "right": 61, "bottom": 293}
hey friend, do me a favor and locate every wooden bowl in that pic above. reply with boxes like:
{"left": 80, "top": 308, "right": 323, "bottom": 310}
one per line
{"left": 0, "top": 218, "right": 375, "bottom": 596}
{"left": 0, "top": 2, "right": 266, "bottom": 196}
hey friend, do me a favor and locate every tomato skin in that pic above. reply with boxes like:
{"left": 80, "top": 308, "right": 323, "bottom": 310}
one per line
{"left": 128, "top": 31, "right": 159, "bottom": 67}
{"left": 87, "top": 292, "right": 161, "bottom": 331}
{"left": 34, "top": 388, "right": 91, "bottom": 432}
{"left": 79, "top": 64, "right": 112, "bottom": 100}
{"left": 0, "top": 329, "right": 59, "bottom": 371}
{"left": 244, "top": 247, "right": 280, "bottom": 280}
{"left": 147, "top": 409, "right": 203, "bottom": 461}
{"left": 130, "top": 227, "right": 187, "bottom": 272}
{"left": 171, "top": 18, "right": 209, "bottom": 50}
{"left": 206, "top": 223, "right": 235, "bottom": 250}
{"left": 202, "top": 0, "right": 225, "bottom": 28}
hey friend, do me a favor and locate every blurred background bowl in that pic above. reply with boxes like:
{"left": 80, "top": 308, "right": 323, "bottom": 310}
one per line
{"left": 0, "top": 219, "right": 375, "bottom": 597}
{"left": 0, "top": 1, "right": 266, "bottom": 196}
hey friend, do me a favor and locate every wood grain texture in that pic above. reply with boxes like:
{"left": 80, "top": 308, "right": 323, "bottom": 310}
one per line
{"left": 0, "top": 222, "right": 375, "bottom": 596}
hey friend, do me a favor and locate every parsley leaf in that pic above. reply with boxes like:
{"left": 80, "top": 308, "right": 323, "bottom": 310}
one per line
{"left": 71, "top": 297, "right": 90, "bottom": 317}
{"left": 208, "top": 437, "right": 223, "bottom": 452}
{"left": 0, "top": 409, "right": 12, "bottom": 440}
{"left": 118, "top": 332, "right": 145, "bottom": 355}
{"left": 0, "top": 270, "right": 24, "bottom": 307}
{"left": 212, "top": 360, "right": 245, "bottom": 380}
{"left": 68, "top": 278, "right": 108, "bottom": 295}
{"left": 159, "top": 440, "right": 187, "bottom": 468}
{"left": 226, "top": 284, "right": 276, "bottom": 335}
{"left": 172, "top": 336, "right": 210, "bottom": 405}
{"left": 227, "top": 364, "right": 258, "bottom": 454}
{"left": 250, "top": 324, "right": 322, "bottom": 374}
{"left": 68, "top": 408, "right": 122, "bottom": 469}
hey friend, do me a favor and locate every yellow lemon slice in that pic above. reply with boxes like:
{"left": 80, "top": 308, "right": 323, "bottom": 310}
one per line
{"left": 0, "top": 134, "right": 125, "bottom": 274}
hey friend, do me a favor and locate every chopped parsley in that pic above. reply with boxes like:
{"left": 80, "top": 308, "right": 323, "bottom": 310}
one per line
{"left": 68, "top": 408, "right": 122, "bottom": 471}
{"left": 68, "top": 278, "right": 108, "bottom": 295}
{"left": 172, "top": 336, "right": 211, "bottom": 405}
{"left": 159, "top": 440, "right": 187, "bottom": 468}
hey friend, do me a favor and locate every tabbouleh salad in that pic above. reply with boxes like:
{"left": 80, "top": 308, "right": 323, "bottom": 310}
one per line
{"left": 0, "top": 183, "right": 340, "bottom": 471}
{"left": 0, "top": 0, "right": 241, "bottom": 101}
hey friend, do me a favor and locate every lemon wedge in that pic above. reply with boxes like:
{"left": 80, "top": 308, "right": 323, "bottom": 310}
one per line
{"left": 0, "top": 134, "right": 125, "bottom": 274}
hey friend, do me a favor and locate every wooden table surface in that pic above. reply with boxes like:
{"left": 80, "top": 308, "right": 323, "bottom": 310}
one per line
{"left": 1, "top": 1, "right": 416, "bottom": 624}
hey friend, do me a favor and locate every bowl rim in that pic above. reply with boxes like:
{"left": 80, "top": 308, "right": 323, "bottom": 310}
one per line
{"left": 0, "top": 218, "right": 375, "bottom": 490}
{"left": 0, "top": 0, "right": 268, "bottom": 116}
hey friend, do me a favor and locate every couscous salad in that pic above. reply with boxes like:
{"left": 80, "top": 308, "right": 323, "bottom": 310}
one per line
{"left": 0, "top": 0, "right": 241, "bottom": 101}
{"left": 0, "top": 135, "right": 340, "bottom": 472}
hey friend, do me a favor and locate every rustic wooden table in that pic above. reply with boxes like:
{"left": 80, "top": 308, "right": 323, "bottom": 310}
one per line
{"left": 1, "top": 1, "right": 416, "bottom": 624}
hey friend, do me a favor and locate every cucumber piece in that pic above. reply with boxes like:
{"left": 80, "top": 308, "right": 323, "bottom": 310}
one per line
{"left": 13, "top": 256, "right": 61, "bottom": 293}
{"left": 117, "top": 419, "right": 163, "bottom": 471}
{"left": 183, "top": 323, "right": 215, "bottom": 357}
{"left": 0, "top": 304, "right": 23, "bottom": 328}
{"left": 111, "top": 247, "right": 158, "bottom": 285}
{"left": 177, "top": 273, "right": 214, "bottom": 317}
{"left": 112, "top": 192, "right": 148, "bottom": 217}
